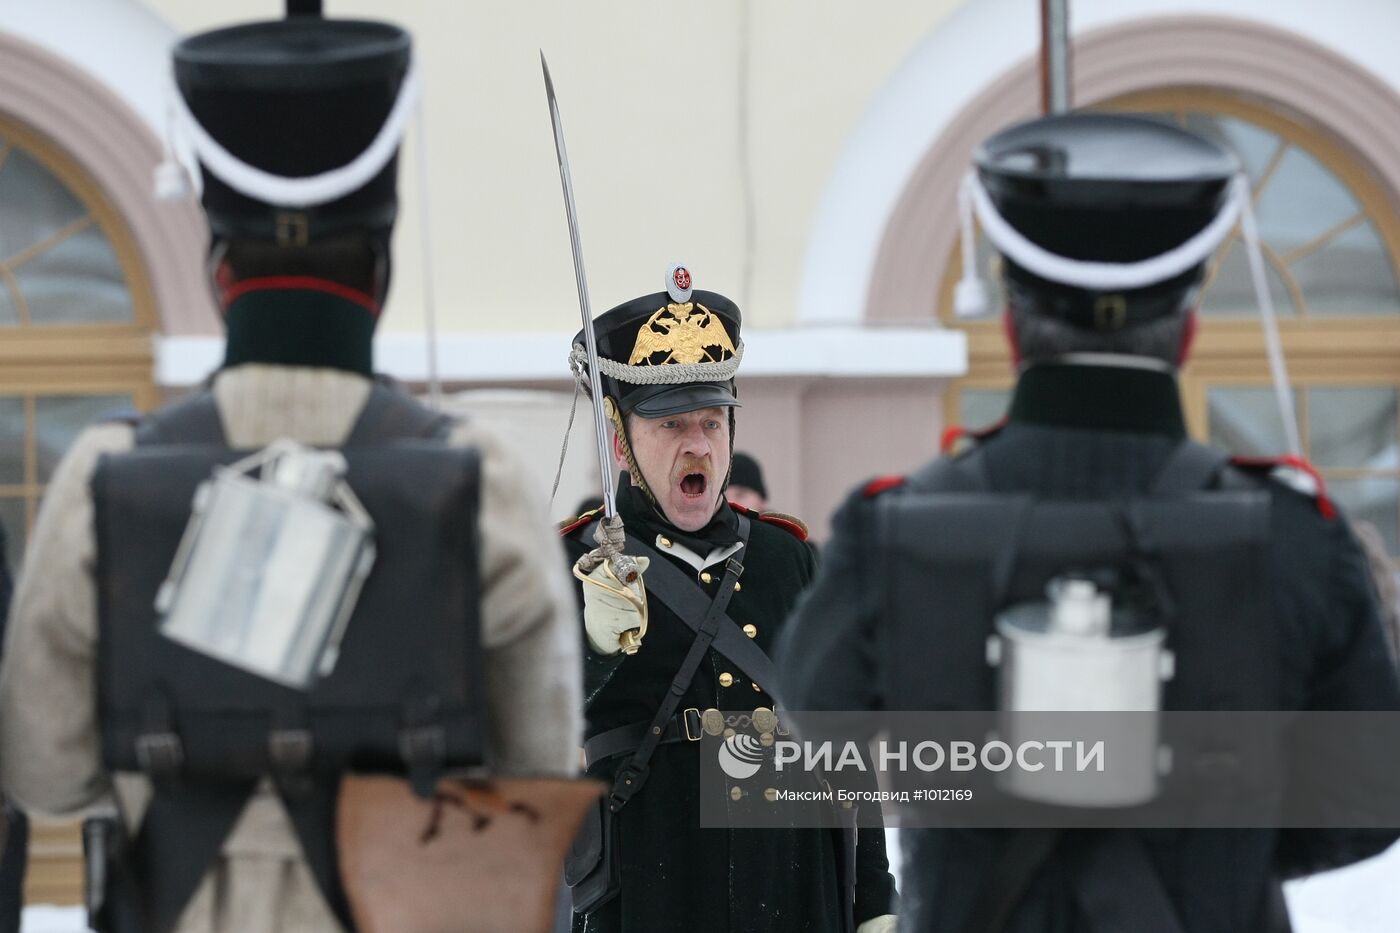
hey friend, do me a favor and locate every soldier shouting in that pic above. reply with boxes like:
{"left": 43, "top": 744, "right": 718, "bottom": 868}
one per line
{"left": 560, "top": 266, "right": 897, "bottom": 933}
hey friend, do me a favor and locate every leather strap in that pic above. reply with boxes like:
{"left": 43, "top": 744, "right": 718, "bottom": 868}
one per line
{"left": 607, "top": 552, "right": 745, "bottom": 812}
{"left": 959, "top": 829, "right": 1063, "bottom": 933}
{"left": 344, "top": 378, "right": 453, "bottom": 445}
{"left": 134, "top": 379, "right": 452, "bottom": 451}
{"left": 624, "top": 516, "right": 784, "bottom": 700}
{"left": 1149, "top": 442, "right": 1229, "bottom": 497}
{"left": 127, "top": 780, "right": 259, "bottom": 933}
{"left": 1076, "top": 833, "right": 1187, "bottom": 933}
{"left": 134, "top": 393, "right": 226, "bottom": 447}
{"left": 836, "top": 812, "right": 859, "bottom": 933}
{"left": 583, "top": 710, "right": 703, "bottom": 769}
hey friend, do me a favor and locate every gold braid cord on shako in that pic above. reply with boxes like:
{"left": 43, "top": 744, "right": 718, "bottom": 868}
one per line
{"left": 603, "top": 395, "right": 651, "bottom": 502}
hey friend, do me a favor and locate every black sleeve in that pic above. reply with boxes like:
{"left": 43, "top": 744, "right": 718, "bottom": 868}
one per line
{"left": 582, "top": 637, "right": 628, "bottom": 706}
{"left": 776, "top": 487, "right": 883, "bottom": 713}
{"left": 853, "top": 825, "right": 898, "bottom": 922}
{"left": 1308, "top": 515, "right": 1400, "bottom": 712}
{"left": 1275, "top": 512, "right": 1400, "bottom": 878}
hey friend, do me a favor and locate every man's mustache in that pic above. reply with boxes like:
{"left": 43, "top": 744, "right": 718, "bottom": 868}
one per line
{"left": 672, "top": 456, "right": 714, "bottom": 482}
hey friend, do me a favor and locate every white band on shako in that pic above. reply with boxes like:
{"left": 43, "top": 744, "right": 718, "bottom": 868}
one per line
{"left": 155, "top": 60, "right": 422, "bottom": 208}
{"left": 956, "top": 170, "right": 1247, "bottom": 312}
{"left": 153, "top": 58, "right": 445, "bottom": 413}
{"left": 955, "top": 167, "right": 1300, "bottom": 456}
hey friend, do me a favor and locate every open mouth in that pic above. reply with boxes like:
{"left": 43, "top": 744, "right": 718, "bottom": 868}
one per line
{"left": 680, "top": 473, "right": 708, "bottom": 498}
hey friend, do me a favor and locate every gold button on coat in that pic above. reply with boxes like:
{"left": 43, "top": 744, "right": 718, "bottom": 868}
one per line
{"left": 659, "top": 537, "right": 672, "bottom": 548}
{"left": 742, "top": 624, "right": 757, "bottom": 638}
{"left": 719, "top": 672, "right": 735, "bottom": 687}
{"left": 700, "top": 572, "right": 712, "bottom": 584}
{"left": 733, "top": 581, "right": 742, "bottom": 592}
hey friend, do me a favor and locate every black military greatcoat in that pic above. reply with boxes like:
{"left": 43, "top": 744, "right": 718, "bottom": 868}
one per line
{"left": 778, "top": 363, "right": 1400, "bottom": 933}
{"left": 564, "top": 477, "right": 896, "bottom": 933}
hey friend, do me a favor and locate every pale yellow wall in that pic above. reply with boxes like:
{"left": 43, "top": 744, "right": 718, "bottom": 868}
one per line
{"left": 141, "top": 0, "right": 965, "bottom": 334}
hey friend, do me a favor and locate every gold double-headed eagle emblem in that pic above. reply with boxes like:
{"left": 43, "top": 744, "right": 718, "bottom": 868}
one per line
{"left": 628, "top": 302, "right": 736, "bottom": 366}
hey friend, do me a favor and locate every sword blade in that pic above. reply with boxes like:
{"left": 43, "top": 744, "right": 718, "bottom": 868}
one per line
{"left": 542, "top": 52, "right": 617, "bottom": 518}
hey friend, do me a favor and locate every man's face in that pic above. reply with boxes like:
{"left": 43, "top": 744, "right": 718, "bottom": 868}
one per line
{"left": 616, "top": 407, "right": 731, "bottom": 532}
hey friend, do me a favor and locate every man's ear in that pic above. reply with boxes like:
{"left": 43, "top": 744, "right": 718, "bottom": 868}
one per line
{"left": 207, "top": 239, "right": 234, "bottom": 313}
{"left": 1002, "top": 307, "right": 1021, "bottom": 370}
{"left": 612, "top": 428, "right": 629, "bottom": 471}
{"left": 1177, "top": 308, "right": 1199, "bottom": 367}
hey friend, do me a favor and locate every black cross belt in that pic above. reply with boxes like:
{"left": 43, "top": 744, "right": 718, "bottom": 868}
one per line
{"left": 623, "top": 516, "right": 782, "bottom": 702}
{"left": 603, "top": 517, "right": 751, "bottom": 813}
{"left": 583, "top": 709, "right": 704, "bottom": 770}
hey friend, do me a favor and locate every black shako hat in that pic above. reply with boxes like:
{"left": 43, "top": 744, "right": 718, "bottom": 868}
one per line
{"left": 173, "top": 17, "right": 411, "bottom": 242}
{"left": 973, "top": 113, "right": 1240, "bottom": 330}
{"left": 572, "top": 264, "right": 743, "bottom": 419}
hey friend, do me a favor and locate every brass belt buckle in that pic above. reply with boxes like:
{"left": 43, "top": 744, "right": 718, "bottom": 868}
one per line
{"left": 701, "top": 708, "right": 726, "bottom": 737}
{"left": 682, "top": 707, "right": 704, "bottom": 742}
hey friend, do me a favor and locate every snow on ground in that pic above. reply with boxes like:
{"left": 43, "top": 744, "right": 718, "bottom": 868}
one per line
{"left": 1285, "top": 840, "right": 1400, "bottom": 933}
{"left": 19, "top": 906, "right": 84, "bottom": 933}
{"left": 22, "top": 839, "right": 1398, "bottom": 931}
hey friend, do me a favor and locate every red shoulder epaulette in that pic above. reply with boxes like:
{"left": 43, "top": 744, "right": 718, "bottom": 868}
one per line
{"left": 862, "top": 475, "right": 906, "bottom": 498}
{"left": 1229, "top": 454, "right": 1336, "bottom": 520}
{"left": 730, "top": 502, "right": 810, "bottom": 542}
{"left": 558, "top": 508, "right": 602, "bottom": 537}
{"left": 941, "top": 417, "right": 1008, "bottom": 455}
{"left": 940, "top": 426, "right": 965, "bottom": 455}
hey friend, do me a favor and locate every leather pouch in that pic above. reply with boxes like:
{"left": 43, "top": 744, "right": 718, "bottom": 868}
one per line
{"left": 563, "top": 796, "right": 620, "bottom": 914}
{"left": 337, "top": 774, "right": 602, "bottom": 933}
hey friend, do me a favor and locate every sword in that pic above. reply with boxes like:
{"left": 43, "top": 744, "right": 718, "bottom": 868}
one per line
{"left": 542, "top": 53, "right": 646, "bottom": 653}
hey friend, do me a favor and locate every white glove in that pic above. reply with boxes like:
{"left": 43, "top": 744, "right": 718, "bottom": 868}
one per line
{"left": 857, "top": 916, "right": 898, "bottom": 933}
{"left": 576, "top": 555, "right": 650, "bottom": 656}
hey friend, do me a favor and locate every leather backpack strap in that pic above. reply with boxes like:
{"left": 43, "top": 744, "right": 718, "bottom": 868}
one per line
{"left": 125, "top": 780, "right": 258, "bottom": 933}
{"left": 959, "top": 829, "right": 1063, "bottom": 933}
{"left": 1076, "top": 833, "right": 1188, "bottom": 933}
{"left": 1149, "top": 442, "right": 1230, "bottom": 497}
{"left": 344, "top": 379, "right": 453, "bottom": 445}
{"left": 132, "top": 392, "right": 226, "bottom": 447}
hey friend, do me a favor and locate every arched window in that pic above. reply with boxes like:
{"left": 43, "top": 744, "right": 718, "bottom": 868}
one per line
{"left": 942, "top": 89, "right": 1400, "bottom": 553}
{"left": 0, "top": 113, "right": 159, "bottom": 576}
